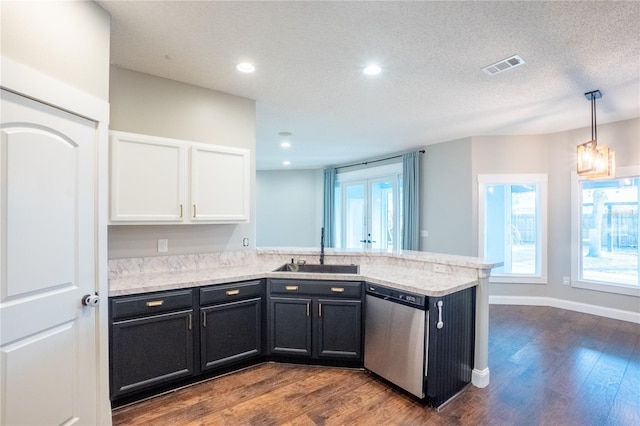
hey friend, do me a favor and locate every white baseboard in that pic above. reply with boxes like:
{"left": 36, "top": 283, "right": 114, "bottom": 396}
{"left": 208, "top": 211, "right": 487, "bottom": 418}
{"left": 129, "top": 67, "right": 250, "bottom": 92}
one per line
{"left": 471, "top": 368, "right": 490, "bottom": 388}
{"left": 489, "top": 295, "right": 640, "bottom": 324}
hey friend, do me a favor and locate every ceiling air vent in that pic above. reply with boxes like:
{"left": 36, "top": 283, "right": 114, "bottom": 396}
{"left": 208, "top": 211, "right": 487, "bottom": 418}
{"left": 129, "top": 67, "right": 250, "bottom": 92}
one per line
{"left": 482, "top": 55, "right": 525, "bottom": 76}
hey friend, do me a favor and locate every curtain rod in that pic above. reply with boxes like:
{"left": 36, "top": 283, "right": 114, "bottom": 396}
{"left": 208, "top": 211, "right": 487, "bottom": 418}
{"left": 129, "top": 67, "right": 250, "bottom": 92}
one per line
{"left": 335, "top": 150, "right": 425, "bottom": 170}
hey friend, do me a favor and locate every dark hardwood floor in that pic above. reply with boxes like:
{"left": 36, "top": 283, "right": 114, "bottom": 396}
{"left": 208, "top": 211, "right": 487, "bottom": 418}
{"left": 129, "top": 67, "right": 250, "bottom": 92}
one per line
{"left": 112, "top": 305, "right": 640, "bottom": 426}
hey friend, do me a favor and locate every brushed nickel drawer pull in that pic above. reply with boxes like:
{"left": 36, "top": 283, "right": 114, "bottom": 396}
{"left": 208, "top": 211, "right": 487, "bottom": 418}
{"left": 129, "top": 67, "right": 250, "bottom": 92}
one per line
{"left": 188, "top": 313, "right": 192, "bottom": 330}
{"left": 226, "top": 289, "right": 240, "bottom": 296}
{"left": 202, "top": 311, "right": 207, "bottom": 327}
{"left": 285, "top": 285, "right": 298, "bottom": 291}
{"left": 306, "top": 303, "right": 310, "bottom": 317}
{"left": 179, "top": 204, "right": 183, "bottom": 218}
{"left": 146, "top": 300, "right": 164, "bottom": 307}
{"left": 319, "top": 303, "right": 322, "bottom": 317}
{"left": 193, "top": 204, "right": 197, "bottom": 218}
{"left": 331, "top": 287, "right": 345, "bottom": 293}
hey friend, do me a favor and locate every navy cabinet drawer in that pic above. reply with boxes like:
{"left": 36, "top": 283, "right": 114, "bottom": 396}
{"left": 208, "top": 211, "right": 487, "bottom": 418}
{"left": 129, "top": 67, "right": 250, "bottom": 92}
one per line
{"left": 200, "top": 280, "right": 263, "bottom": 305}
{"left": 269, "top": 279, "right": 361, "bottom": 298}
{"left": 111, "top": 289, "right": 193, "bottom": 320}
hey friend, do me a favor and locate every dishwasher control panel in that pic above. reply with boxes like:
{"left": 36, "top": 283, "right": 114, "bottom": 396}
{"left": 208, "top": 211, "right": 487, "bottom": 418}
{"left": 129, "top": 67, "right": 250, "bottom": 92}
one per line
{"left": 366, "top": 283, "right": 426, "bottom": 309}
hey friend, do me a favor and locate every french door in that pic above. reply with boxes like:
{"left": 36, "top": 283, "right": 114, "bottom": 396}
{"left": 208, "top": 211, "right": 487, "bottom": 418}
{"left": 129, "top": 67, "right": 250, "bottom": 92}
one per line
{"left": 339, "top": 176, "right": 401, "bottom": 250}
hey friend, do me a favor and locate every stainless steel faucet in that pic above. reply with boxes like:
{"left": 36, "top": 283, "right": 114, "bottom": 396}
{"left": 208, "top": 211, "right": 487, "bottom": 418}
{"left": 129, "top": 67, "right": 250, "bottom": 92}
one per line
{"left": 320, "top": 227, "right": 325, "bottom": 265}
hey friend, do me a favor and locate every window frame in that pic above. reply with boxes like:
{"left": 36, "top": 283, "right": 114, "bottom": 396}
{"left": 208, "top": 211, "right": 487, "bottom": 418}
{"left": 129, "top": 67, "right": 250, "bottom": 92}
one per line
{"left": 570, "top": 165, "right": 640, "bottom": 297}
{"left": 478, "top": 173, "right": 548, "bottom": 284}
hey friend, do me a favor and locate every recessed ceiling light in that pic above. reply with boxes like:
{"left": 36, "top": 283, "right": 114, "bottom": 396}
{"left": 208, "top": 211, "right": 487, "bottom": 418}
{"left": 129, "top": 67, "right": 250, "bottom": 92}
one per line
{"left": 236, "top": 62, "right": 255, "bottom": 73}
{"left": 363, "top": 65, "right": 382, "bottom": 76}
{"left": 278, "top": 131, "right": 293, "bottom": 137}
{"left": 280, "top": 141, "right": 291, "bottom": 148}
{"left": 283, "top": 160, "right": 291, "bottom": 166}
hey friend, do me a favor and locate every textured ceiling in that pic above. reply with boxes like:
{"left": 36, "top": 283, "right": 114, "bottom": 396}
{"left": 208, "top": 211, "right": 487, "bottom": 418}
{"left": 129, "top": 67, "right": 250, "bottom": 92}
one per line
{"left": 97, "top": 0, "right": 640, "bottom": 170}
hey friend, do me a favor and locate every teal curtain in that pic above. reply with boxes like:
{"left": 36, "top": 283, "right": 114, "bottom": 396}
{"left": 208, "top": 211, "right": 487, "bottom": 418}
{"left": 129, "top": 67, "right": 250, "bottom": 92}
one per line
{"left": 402, "top": 152, "right": 420, "bottom": 250}
{"left": 323, "top": 168, "right": 336, "bottom": 247}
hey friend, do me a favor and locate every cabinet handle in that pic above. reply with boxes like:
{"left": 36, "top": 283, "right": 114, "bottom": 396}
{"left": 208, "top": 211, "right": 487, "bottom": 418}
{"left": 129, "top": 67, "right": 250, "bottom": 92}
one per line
{"left": 188, "top": 313, "right": 192, "bottom": 330}
{"left": 306, "top": 302, "right": 310, "bottom": 317}
{"left": 285, "top": 286, "right": 298, "bottom": 291}
{"left": 146, "top": 300, "right": 164, "bottom": 307}
{"left": 319, "top": 303, "right": 322, "bottom": 317}
{"left": 226, "top": 289, "right": 240, "bottom": 296}
{"left": 202, "top": 311, "right": 207, "bottom": 328}
{"left": 179, "top": 204, "right": 183, "bottom": 218}
{"left": 193, "top": 204, "right": 197, "bottom": 218}
{"left": 436, "top": 300, "right": 444, "bottom": 329}
{"left": 331, "top": 287, "right": 344, "bottom": 293}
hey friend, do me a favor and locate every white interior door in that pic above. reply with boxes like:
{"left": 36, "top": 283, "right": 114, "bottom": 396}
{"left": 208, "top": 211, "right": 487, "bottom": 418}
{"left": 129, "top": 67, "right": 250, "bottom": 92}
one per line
{"left": 0, "top": 89, "right": 99, "bottom": 425}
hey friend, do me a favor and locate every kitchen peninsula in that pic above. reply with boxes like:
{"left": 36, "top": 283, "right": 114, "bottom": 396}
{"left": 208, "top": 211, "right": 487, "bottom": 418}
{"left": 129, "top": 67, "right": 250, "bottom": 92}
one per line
{"left": 108, "top": 248, "right": 499, "bottom": 406}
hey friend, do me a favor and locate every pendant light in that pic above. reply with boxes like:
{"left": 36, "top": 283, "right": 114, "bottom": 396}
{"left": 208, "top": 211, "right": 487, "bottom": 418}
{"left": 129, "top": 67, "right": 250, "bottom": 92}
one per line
{"left": 576, "top": 90, "right": 616, "bottom": 179}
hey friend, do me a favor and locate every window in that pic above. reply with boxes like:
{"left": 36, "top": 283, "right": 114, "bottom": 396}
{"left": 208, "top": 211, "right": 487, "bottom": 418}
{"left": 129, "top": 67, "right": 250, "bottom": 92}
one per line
{"left": 478, "top": 174, "right": 548, "bottom": 283}
{"left": 334, "top": 163, "right": 402, "bottom": 250}
{"left": 571, "top": 166, "right": 639, "bottom": 296}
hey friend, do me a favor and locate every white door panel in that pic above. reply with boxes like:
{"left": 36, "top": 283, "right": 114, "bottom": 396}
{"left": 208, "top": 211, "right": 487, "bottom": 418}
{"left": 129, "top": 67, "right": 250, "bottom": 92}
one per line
{"left": 5, "top": 128, "right": 76, "bottom": 296}
{"left": 1, "top": 89, "right": 98, "bottom": 425}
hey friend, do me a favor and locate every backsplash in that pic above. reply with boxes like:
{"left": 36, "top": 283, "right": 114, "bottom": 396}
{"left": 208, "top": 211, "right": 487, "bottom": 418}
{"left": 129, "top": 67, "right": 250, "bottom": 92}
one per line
{"left": 108, "top": 251, "right": 258, "bottom": 277}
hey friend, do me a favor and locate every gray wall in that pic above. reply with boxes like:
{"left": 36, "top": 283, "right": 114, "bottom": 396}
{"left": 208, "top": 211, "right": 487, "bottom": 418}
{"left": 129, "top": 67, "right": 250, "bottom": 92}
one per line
{"left": 258, "top": 118, "right": 639, "bottom": 316}
{"left": 108, "top": 66, "right": 256, "bottom": 258}
{"left": 1, "top": 1, "right": 111, "bottom": 101}
{"left": 470, "top": 119, "right": 639, "bottom": 314}
{"left": 422, "top": 138, "right": 474, "bottom": 255}
{"left": 256, "top": 169, "right": 323, "bottom": 247}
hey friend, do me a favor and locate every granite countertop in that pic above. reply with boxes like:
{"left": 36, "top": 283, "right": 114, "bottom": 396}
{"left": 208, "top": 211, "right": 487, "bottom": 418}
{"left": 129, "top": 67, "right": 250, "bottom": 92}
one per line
{"left": 109, "top": 249, "right": 499, "bottom": 298}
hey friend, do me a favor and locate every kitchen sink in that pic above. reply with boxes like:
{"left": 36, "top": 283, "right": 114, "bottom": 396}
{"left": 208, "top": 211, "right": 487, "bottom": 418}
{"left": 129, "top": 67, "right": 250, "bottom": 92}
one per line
{"left": 273, "top": 263, "right": 360, "bottom": 274}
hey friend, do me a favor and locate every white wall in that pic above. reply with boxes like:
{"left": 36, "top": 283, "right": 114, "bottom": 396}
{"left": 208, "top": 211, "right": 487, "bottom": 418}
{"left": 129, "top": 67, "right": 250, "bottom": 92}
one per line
{"left": 256, "top": 169, "right": 323, "bottom": 247}
{"left": 1, "top": 2, "right": 112, "bottom": 424}
{"left": 108, "top": 66, "right": 256, "bottom": 258}
{"left": 1, "top": 0, "right": 111, "bottom": 101}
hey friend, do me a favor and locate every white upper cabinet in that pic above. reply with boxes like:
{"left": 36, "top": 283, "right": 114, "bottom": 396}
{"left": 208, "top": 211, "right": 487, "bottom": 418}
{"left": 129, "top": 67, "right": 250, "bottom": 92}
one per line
{"left": 110, "top": 131, "right": 250, "bottom": 224}
{"left": 190, "top": 143, "right": 250, "bottom": 222}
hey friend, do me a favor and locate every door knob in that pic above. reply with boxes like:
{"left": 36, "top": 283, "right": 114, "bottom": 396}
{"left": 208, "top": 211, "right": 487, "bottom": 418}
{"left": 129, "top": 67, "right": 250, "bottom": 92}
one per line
{"left": 82, "top": 294, "right": 100, "bottom": 307}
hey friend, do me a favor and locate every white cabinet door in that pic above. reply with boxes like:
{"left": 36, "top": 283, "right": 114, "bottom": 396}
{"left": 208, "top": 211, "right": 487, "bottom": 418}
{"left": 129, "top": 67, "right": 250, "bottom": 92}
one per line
{"left": 110, "top": 131, "right": 186, "bottom": 222}
{"left": 191, "top": 143, "right": 250, "bottom": 223}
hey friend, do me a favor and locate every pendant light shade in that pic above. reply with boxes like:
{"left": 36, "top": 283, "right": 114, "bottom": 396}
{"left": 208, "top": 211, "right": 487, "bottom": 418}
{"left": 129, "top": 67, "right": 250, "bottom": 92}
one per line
{"left": 577, "top": 90, "right": 616, "bottom": 179}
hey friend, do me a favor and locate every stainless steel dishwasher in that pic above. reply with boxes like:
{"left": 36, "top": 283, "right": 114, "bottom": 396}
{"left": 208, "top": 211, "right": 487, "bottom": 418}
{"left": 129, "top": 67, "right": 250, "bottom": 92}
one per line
{"left": 364, "top": 283, "right": 428, "bottom": 398}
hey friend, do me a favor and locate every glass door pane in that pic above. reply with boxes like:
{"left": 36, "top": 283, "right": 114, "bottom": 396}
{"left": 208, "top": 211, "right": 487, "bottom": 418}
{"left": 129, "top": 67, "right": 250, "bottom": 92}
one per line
{"left": 370, "top": 179, "right": 396, "bottom": 250}
{"left": 343, "top": 181, "right": 366, "bottom": 249}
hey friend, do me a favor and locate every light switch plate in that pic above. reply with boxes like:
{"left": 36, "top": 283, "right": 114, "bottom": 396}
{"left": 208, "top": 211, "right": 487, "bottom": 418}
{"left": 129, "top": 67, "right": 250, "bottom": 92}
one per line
{"left": 158, "top": 238, "right": 168, "bottom": 253}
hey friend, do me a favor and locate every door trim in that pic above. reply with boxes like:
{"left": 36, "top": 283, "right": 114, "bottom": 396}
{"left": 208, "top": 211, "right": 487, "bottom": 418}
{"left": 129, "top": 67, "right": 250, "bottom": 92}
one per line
{"left": 1, "top": 55, "right": 111, "bottom": 424}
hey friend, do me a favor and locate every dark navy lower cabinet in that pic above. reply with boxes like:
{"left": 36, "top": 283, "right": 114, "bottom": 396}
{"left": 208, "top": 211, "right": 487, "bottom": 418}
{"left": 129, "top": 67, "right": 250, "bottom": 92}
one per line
{"left": 316, "top": 298, "right": 362, "bottom": 359}
{"left": 109, "top": 280, "right": 266, "bottom": 405}
{"left": 200, "top": 292, "right": 263, "bottom": 371}
{"left": 269, "top": 296, "right": 313, "bottom": 356}
{"left": 425, "top": 286, "right": 476, "bottom": 407}
{"left": 267, "top": 279, "right": 363, "bottom": 362}
{"left": 109, "top": 289, "right": 195, "bottom": 399}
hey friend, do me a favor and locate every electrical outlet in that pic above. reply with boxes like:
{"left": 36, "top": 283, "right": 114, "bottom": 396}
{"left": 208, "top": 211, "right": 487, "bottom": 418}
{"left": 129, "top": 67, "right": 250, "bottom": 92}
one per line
{"left": 157, "top": 238, "right": 168, "bottom": 253}
{"left": 563, "top": 276, "right": 570, "bottom": 286}
{"left": 433, "top": 264, "right": 446, "bottom": 273}
{"left": 242, "top": 237, "right": 249, "bottom": 247}
{"left": 420, "top": 230, "right": 429, "bottom": 238}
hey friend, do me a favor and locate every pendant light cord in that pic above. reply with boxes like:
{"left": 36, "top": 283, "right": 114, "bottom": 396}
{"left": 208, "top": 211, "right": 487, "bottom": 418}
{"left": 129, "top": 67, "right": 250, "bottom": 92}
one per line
{"left": 591, "top": 95, "right": 598, "bottom": 144}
